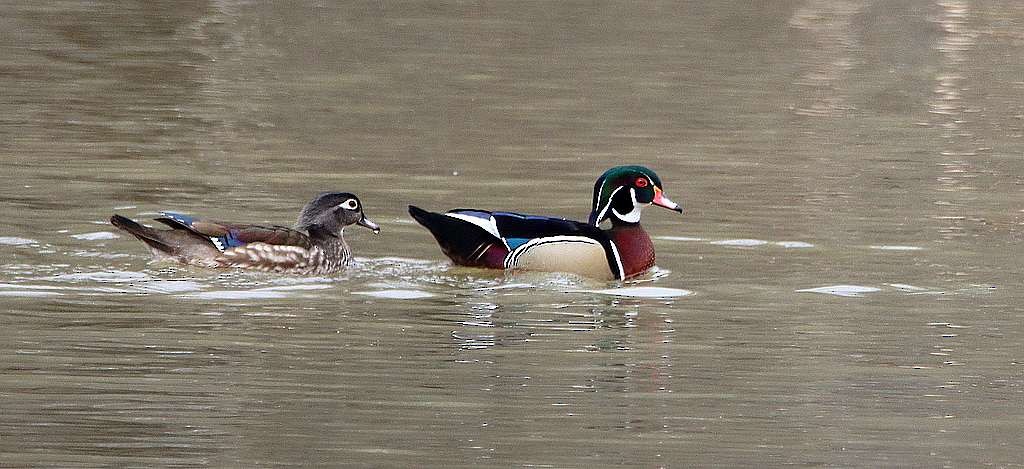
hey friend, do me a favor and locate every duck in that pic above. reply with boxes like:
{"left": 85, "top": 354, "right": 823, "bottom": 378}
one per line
{"left": 408, "top": 165, "right": 682, "bottom": 280}
{"left": 110, "top": 192, "right": 379, "bottom": 274}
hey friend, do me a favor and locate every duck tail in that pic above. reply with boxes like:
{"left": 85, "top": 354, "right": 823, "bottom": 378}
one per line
{"left": 110, "top": 214, "right": 176, "bottom": 255}
{"left": 407, "top": 205, "right": 436, "bottom": 227}
{"left": 408, "top": 205, "right": 507, "bottom": 268}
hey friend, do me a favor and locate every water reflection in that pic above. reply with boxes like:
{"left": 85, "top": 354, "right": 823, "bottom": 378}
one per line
{"left": 788, "top": 0, "right": 862, "bottom": 116}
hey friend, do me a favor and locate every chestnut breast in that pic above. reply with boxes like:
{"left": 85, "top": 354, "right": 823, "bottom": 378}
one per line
{"left": 608, "top": 225, "right": 656, "bottom": 279}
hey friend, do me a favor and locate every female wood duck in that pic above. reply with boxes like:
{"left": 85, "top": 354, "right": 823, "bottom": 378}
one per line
{"left": 110, "top": 192, "right": 380, "bottom": 274}
{"left": 408, "top": 165, "right": 682, "bottom": 280}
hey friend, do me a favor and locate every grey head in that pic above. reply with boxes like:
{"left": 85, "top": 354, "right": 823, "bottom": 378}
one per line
{"left": 296, "top": 192, "right": 380, "bottom": 238}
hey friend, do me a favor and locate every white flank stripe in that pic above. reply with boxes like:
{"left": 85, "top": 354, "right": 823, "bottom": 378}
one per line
{"left": 446, "top": 213, "right": 504, "bottom": 243}
{"left": 607, "top": 242, "right": 625, "bottom": 280}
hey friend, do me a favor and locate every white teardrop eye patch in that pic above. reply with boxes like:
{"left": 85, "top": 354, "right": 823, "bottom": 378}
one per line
{"left": 339, "top": 199, "right": 359, "bottom": 210}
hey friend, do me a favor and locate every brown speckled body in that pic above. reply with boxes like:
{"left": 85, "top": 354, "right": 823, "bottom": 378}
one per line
{"left": 137, "top": 231, "right": 352, "bottom": 275}
{"left": 214, "top": 236, "right": 351, "bottom": 274}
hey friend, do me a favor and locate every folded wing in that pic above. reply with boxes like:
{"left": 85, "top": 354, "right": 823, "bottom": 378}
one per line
{"left": 156, "top": 212, "right": 313, "bottom": 252}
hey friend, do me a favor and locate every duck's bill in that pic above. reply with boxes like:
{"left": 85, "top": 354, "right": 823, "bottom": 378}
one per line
{"left": 653, "top": 188, "right": 683, "bottom": 213}
{"left": 358, "top": 217, "right": 381, "bottom": 234}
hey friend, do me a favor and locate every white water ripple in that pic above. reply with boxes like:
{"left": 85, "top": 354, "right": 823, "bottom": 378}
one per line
{"left": 70, "top": 231, "right": 120, "bottom": 241}
{"left": 796, "top": 285, "right": 881, "bottom": 297}
{"left": 775, "top": 241, "right": 815, "bottom": 248}
{"left": 0, "top": 237, "right": 37, "bottom": 246}
{"left": 353, "top": 289, "right": 436, "bottom": 299}
{"left": 46, "top": 271, "right": 152, "bottom": 283}
{"left": 710, "top": 239, "right": 769, "bottom": 247}
{"left": 570, "top": 286, "right": 693, "bottom": 298}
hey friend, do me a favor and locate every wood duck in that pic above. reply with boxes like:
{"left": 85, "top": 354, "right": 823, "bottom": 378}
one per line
{"left": 110, "top": 192, "right": 380, "bottom": 274}
{"left": 409, "top": 165, "right": 682, "bottom": 280}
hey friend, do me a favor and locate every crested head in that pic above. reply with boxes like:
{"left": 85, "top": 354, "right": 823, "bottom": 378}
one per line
{"left": 296, "top": 192, "right": 380, "bottom": 236}
{"left": 588, "top": 165, "right": 682, "bottom": 226}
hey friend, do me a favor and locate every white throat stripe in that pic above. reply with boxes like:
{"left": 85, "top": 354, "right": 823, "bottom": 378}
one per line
{"left": 611, "top": 188, "right": 643, "bottom": 224}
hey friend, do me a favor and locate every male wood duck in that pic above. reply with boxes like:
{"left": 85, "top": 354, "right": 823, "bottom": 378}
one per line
{"left": 408, "top": 165, "right": 682, "bottom": 280}
{"left": 110, "top": 192, "right": 379, "bottom": 274}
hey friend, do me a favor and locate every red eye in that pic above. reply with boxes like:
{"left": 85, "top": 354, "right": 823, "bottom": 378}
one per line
{"left": 635, "top": 178, "right": 649, "bottom": 188}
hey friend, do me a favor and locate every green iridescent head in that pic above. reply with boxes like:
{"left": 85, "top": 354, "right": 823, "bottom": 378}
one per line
{"left": 588, "top": 165, "right": 682, "bottom": 226}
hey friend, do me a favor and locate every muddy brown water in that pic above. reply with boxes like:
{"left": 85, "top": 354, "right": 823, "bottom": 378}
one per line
{"left": 1, "top": 1, "right": 1023, "bottom": 467}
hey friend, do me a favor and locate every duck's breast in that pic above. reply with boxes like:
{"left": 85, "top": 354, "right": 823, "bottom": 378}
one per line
{"left": 608, "top": 225, "right": 656, "bottom": 279}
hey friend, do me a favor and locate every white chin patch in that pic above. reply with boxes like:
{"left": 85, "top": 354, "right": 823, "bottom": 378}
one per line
{"left": 613, "top": 206, "right": 643, "bottom": 223}
{"left": 611, "top": 188, "right": 643, "bottom": 223}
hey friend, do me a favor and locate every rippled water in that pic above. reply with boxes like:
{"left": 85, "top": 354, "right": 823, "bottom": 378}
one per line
{"left": 2, "top": 1, "right": 1024, "bottom": 467}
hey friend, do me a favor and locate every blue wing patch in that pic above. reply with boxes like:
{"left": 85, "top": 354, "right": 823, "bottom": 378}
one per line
{"left": 221, "top": 231, "right": 245, "bottom": 249}
{"left": 207, "top": 232, "right": 245, "bottom": 252}
{"left": 506, "top": 237, "right": 530, "bottom": 249}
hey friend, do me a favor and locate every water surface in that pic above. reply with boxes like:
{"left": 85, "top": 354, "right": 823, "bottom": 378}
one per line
{"left": 2, "top": 1, "right": 1023, "bottom": 467}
